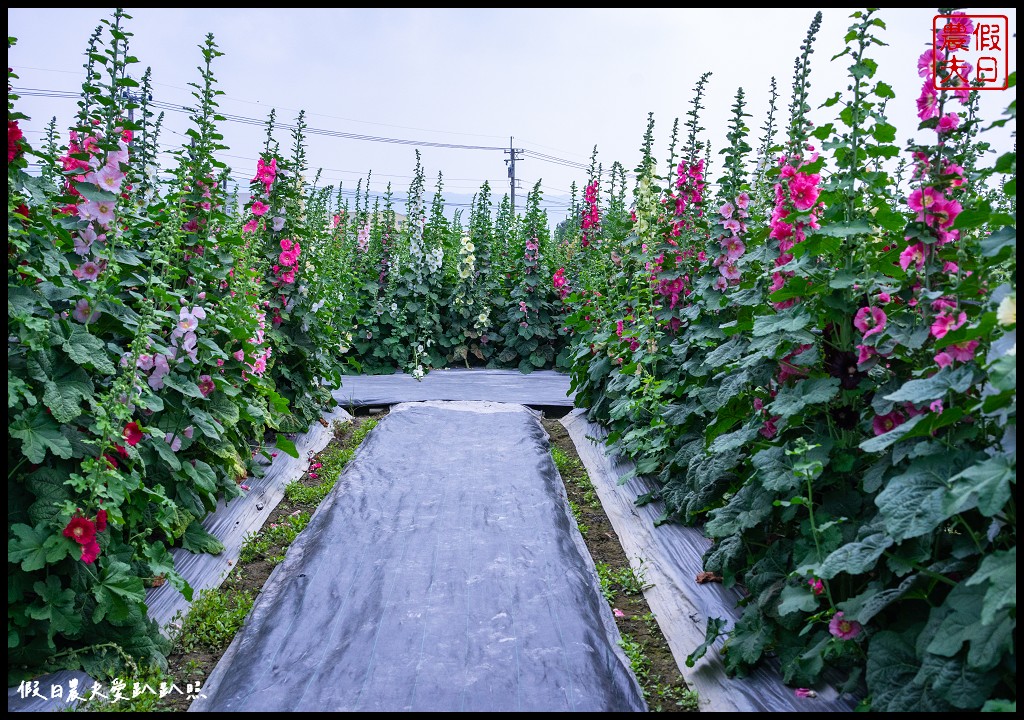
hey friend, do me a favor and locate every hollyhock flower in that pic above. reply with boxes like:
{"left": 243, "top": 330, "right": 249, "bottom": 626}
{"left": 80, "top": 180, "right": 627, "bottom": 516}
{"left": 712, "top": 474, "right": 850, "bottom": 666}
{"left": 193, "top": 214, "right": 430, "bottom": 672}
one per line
{"left": 63, "top": 516, "right": 97, "bottom": 545}
{"left": 945, "top": 340, "right": 978, "bottom": 363}
{"left": 280, "top": 268, "right": 296, "bottom": 284}
{"left": 934, "top": 351, "right": 954, "bottom": 368}
{"left": 137, "top": 354, "right": 155, "bottom": 371}
{"left": 735, "top": 192, "right": 749, "bottom": 209}
{"left": 788, "top": 173, "right": 821, "bottom": 211}
{"left": 183, "top": 426, "right": 194, "bottom": 439}
{"left": 996, "top": 294, "right": 1016, "bottom": 326}
{"left": 722, "top": 217, "right": 741, "bottom": 233}
{"left": 148, "top": 354, "right": 170, "bottom": 390}
{"left": 899, "top": 242, "right": 927, "bottom": 272}
{"left": 719, "top": 202, "right": 734, "bottom": 218}
{"left": 95, "top": 508, "right": 108, "bottom": 532}
{"left": 81, "top": 198, "right": 117, "bottom": 228}
{"left": 722, "top": 237, "right": 745, "bottom": 260}
{"left": 720, "top": 263, "right": 741, "bottom": 281}
{"left": 123, "top": 422, "right": 143, "bottom": 447}
{"left": 916, "top": 80, "right": 939, "bottom": 120}
{"left": 243, "top": 218, "right": 259, "bottom": 233}
{"left": 198, "top": 374, "right": 216, "bottom": 397}
{"left": 164, "top": 433, "right": 182, "bottom": 452}
{"left": 857, "top": 344, "right": 877, "bottom": 365}
{"left": 271, "top": 215, "right": 286, "bottom": 232}
{"left": 251, "top": 200, "right": 269, "bottom": 216}
{"left": 794, "top": 688, "right": 816, "bottom": 699}
{"left": 829, "top": 611, "right": 862, "bottom": 640}
{"left": 80, "top": 540, "right": 101, "bottom": 564}
{"left": 177, "top": 331, "right": 199, "bottom": 363}
{"left": 873, "top": 410, "right": 906, "bottom": 436}
{"left": 760, "top": 417, "right": 779, "bottom": 439}
{"left": 877, "top": 292, "right": 891, "bottom": 304}
{"left": 8, "top": 119, "right": 25, "bottom": 162}
{"left": 233, "top": 349, "right": 245, "bottom": 362}
{"left": 72, "top": 298, "right": 100, "bottom": 323}
{"left": 87, "top": 163, "right": 124, "bottom": 193}
{"left": 248, "top": 356, "right": 267, "bottom": 376}
{"left": 808, "top": 578, "right": 824, "bottom": 595}
{"left": 613, "top": 608, "right": 626, "bottom": 618}
{"left": 713, "top": 276, "right": 728, "bottom": 291}
{"left": 73, "top": 261, "right": 102, "bottom": 281}
{"left": 908, "top": 187, "right": 941, "bottom": 215}
{"left": 854, "top": 306, "right": 887, "bottom": 339}
{"left": 175, "top": 306, "right": 207, "bottom": 336}
{"left": 930, "top": 399, "right": 944, "bottom": 414}
{"left": 931, "top": 310, "right": 967, "bottom": 339}
{"left": 918, "top": 48, "right": 937, "bottom": 78}
{"left": 937, "top": 112, "right": 960, "bottom": 134}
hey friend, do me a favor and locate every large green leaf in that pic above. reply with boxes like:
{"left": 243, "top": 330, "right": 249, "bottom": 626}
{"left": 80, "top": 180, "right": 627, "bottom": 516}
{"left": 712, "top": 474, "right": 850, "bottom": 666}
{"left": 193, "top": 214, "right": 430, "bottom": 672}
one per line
{"left": 924, "top": 582, "right": 1013, "bottom": 672}
{"left": 883, "top": 365, "right": 975, "bottom": 404}
{"left": 767, "top": 377, "right": 840, "bottom": 418}
{"left": 685, "top": 616, "right": 727, "bottom": 667}
{"left": 777, "top": 582, "right": 819, "bottom": 615}
{"left": 26, "top": 576, "right": 82, "bottom": 639}
{"left": 752, "top": 311, "right": 812, "bottom": 337}
{"left": 144, "top": 542, "right": 193, "bottom": 602}
{"left": 874, "top": 463, "right": 947, "bottom": 541}
{"left": 942, "top": 456, "right": 1014, "bottom": 518}
{"left": 63, "top": 326, "right": 115, "bottom": 374}
{"left": 11, "top": 407, "right": 74, "bottom": 464}
{"left": 965, "top": 548, "right": 1016, "bottom": 625}
{"left": 8, "top": 523, "right": 74, "bottom": 571}
{"left": 818, "top": 532, "right": 893, "bottom": 578}
{"left": 181, "top": 520, "right": 224, "bottom": 555}
{"left": 92, "top": 560, "right": 146, "bottom": 624}
{"left": 867, "top": 629, "right": 952, "bottom": 711}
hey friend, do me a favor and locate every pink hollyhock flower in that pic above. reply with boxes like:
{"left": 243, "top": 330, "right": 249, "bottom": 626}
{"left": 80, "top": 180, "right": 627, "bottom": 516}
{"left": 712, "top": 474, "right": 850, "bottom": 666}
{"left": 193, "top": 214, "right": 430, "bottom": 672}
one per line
{"left": 735, "top": 192, "right": 750, "bottom": 209}
{"left": 873, "top": 410, "right": 906, "bottom": 436}
{"left": 877, "top": 292, "right": 891, "bottom": 304}
{"left": 87, "top": 163, "right": 124, "bottom": 193}
{"left": 243, "top": 218, "right": 259, "bottom": 233}
{"left": 918, "top": 48, "right": 937, "bottom": 78}
{"left": 808, "top": 578, "right": 824, "bottom": 595}
{"left": 73, "top": 260, "right": 102, "bottom": 281}
{"left": 760, "top": 417, "right": 779, "bottom": 439}
{"left": 829, "top": 611, "right": 862, "bottom": 640}
{"left": 164, "top": 433, "right": 182, "bottom": 452}
{"left": 248, "top": 356, "right": 267, "bottom": 376}
{"left": 947, "top": 340, "right": 978, "bottom": 362}
{"left": 720, "top": 263, "right": 741, "bottom": 281}
{"left": 198, "top": 374, "right": 216, "bottom": 397}
{"left": 854, "top": 306, "right": 887, "bottom": 339}
{"left": 899, "top": 243, "right": 927, "bottom": 272}
{"left": 233, "top": 349, "right": 245, "bottom": 362}
{"left": 251, "top": 200, "right": 269, "bottom": 216}
{"left": 80, "top": 540, "right": 101, "bottom": 564}
{"left": 719, "top": 202, "right": 734, "bottom": 219}
{"left": 934, "top": 351, "right": 954, "bottom": 368}
{"left": 931, "top": 310, "right": 967, "bottom": 339}
{"left": 937, "top": 112, "right": 960, "bottom": 133}
{"left": 8, "top": 119, "right": 24, "bottom": 162}
{"left": 908, "top": 187, "right": 941, "bottom": 214}
{"left": 72, "top": 298, "right": 100, "bottom": 323}
{"left": 713, "top": 276, "right": 728, "bottom": 291}
{"left": 926, "top": 198, "right": 962, "bottom": 229}
{"left": 148, "top": 354, "right": 170, "bottom": 390}
{"left": 722, "top": 237, "right": 745, "bottom": 260}
{"left": 794, "top": 688, "right": 816, "bottom": 699}
{"left": 183, "top": 426, "right": 194, "bottom": 439}
{"left": 857, "top": 344, "right": 877, "bottom": 365}
{"left": 722, "top": 217, "right": 741, "bottom": 233}
{"left": 697, "top": 251, "right": 707, "bottom": 263}
{"left": 788, "top": 173, "right": 821, "bottom": 211}
{"left": 916, "top": 80, "right": 939, "bottom": 121}
{"left": 181, "top": 218, "right": 199, "bottom": 233}
{"left": 175, "top": 306, "right": 207, "bottom": 336}
{"left": 63, "top": 516, "right": 97, "bottom": 545}
{"left": 613, "top": 608, "right": 626, "bottom": 618}
{"left": 930, "top": 399, "right": 944, "bottom": 414}
{"left": 280, "top": 237, "right": 294, "bottom": 252}
{"left": 943, "top": 261, "right": 959, "bottom": 273}
{"left": 123, "top": 421, "right": 143, "bottom": 447}
{"left": 137, "top": 354, "right": 155, "bottom": 371}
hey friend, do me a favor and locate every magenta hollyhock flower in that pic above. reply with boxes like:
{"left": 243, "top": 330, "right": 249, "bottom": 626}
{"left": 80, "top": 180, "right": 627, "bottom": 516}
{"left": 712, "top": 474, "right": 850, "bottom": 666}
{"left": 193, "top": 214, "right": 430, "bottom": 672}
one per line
{"left": 917, "top": 80, "right": 939, "bottom": 120}
{"left": 794, "top": 688, "right": 816, "bottom": 699}
{"left": 80, "top": 540, "right": 101, "bottom": 564}
{"left": 73, "top": 260, "right": 102, "bottom": 281}
{"left": 123, "top": 421, "right": 143, "bottom": 447}
{"left": 908, "top": 187, "right": 941, "bottom": 214}
{"left": 760, "top": 417, "right": 779, "bottom": 439}
{"left": 873, "top": 410, "right": 906, "bottom": 436}
{"left": 63, "top": 516, "right": 97, "bottom": 545}
{"left": 233, "top": 349, "right": 245, "bottom": 362}
{"left": 613, "top": 608, "right": 626, "bottom": 618}
{"left": 931, "top": 310, "right": 967, "bottom": 339}
{"left": 279, "top": 268, "right": 296, "bottom": 284}
{"left": 829, "top": 611, "right": 862, "bottom": 640}
{"left": 251, "top": 200, "right": 269, "bottom": 216}
{"left": 899, "top": 242, "right": 927, "bottom": 272}
{"left": 947, "top": 340, "right": 979, "bottom": 362}
{"left": 854, "top": 306, "right": 887, "bottom": 339}
{"left": 934, "top": 351, "right": 954, "bottom": 368}
{"left": 243, "top": 218, "right": 259, "bottom": 233}
{"left": 930, "top": 399, "right": 944, "bottom": 414}
{"left": 937, "top": 112, "right": 960, "bottom": 133}
{"left": 926, "top": 198, "right": 962, "bottom": 229}
{"left": 857, "top": 344, "right": 877, "bottom": 365}
{"left": 808, "top": 578, "right": 824, "bottom": 595}
{"left": 198, "top": 374, "right": 216, "bottom": 397}
{"left": 788, "top": 173, "right": 821, "bottom": 211}
{"left": 918, "top": 48, "right": 937, "bottom": 78}
{"left": 280, "top": 237, "right": 294, "bottom": 252}
{"left": 877, "top": 292, "right": 891, "bottom": 304}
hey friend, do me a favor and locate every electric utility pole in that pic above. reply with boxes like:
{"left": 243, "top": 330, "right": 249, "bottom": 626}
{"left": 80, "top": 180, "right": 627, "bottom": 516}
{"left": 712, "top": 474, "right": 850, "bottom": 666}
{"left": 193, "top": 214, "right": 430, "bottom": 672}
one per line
{"left": 504, "top": 137, "right": 524, "bottom": 214}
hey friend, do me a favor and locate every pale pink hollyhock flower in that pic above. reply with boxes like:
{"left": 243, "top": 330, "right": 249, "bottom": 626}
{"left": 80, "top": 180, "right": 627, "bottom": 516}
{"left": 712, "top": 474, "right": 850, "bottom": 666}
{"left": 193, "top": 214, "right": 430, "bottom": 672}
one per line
{"left": 80, "top": 199, "right": 116, "bottom": 227}
{"left": 271, "top": 215, "right": 286, "bottom": 232}
{"left": 720, "top": 263, "right": 741, "bottom": 281}
{"left": 248, "top": 356, "right": 267, "bottom": 376}
{"left": 713, "top": 276, "right": 728, "bottom": 291}
{"left": 930, "top": 400, "right": 944, "bottom": 414}
{"left": 175, "top": 306, "right": 207, "bottom": 336}
{"left": 73, "top": 260, "right": 102, "bottom": 281}
{"left": 719, "top": 202, "right": 734, "bottom": 219}
{"left": 735, "top": 192, "right": 750, "bottom": 209}
{"left": 72, "top": 298, "right": 100, "bottom": 323}
{"left": 722, "top": 217, "right": 741, "bottom": 233}
{"left": 233, "top": 349, "right": 245, "bottom": 362}
{"left": 183, "top": 426, "right": 194, "bottom": 439}
{"left": 722, "top": 237, "right": 745, "bottom": 260}
{"left": 854, "top": 306, "right": 887, "bottom": 339}
{"left": 136, "top": 354, "right": 155, "bottom": 371}
{"left": 828, "top": 611, "right": 862, "bottom": 640}
{"left": 164, "top": 433, "right": 182, "bottom": 452}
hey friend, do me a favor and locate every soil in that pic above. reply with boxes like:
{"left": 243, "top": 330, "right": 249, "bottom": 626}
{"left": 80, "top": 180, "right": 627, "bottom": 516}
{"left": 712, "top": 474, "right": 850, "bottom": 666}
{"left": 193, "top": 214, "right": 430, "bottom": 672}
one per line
{"left": 115, "top": 409, "right": 695, "bottom": 712}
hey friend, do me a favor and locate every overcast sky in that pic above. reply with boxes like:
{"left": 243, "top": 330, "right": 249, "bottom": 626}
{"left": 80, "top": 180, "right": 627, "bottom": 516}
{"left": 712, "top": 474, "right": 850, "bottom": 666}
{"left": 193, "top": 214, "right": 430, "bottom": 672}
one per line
{"left": 8, "top": 8, "right": 1017, "bottom": 223}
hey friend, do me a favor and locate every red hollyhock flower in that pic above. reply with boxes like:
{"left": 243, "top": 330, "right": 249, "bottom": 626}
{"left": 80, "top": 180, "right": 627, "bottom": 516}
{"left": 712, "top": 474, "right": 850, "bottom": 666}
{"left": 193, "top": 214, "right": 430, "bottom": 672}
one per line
{"left": 63, "top": 516, "right": 97, "bottom": 545}
{"left": 80, "top": 540, "right": 101, "bottom": 564}
{"left": 8, "top": 120, "right": 24, "bottom": 162}
{"left": 123, "top": 421, "right": 143, "bottom": 447}
{"left": 104, "top": 453, "right": 119, "bottom": 469}
{"left": 95, "top": 508, "right": 108, "bottom": 532}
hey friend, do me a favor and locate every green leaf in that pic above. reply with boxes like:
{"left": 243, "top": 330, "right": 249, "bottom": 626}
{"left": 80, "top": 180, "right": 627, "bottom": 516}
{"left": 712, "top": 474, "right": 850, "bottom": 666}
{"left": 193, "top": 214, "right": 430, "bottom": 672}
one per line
{"left": 274, "top": 434, "right": 299, "bottom": 459}
{"left": 181, "top": 520, "right": 224, "bottom": 555}
{"left": 8, "top": 523, "right": 74, "bottom": 571}
{"left": 685, "top": 616, "right": 726, "bottom": 667}
{"left": 181, "top": 460, "right": 217, "bottom": 495}
{"left": 952, "top": 206, "right": 993, "bottom": 231}
{"left": 884, "top": 366, "right": 975, "bottom": 404}
{"left": 874, "top": 81, "right": 896, "bottom": 99}
{"left": 27, "top": 575, "right": 82, "bottom": 638}
{"left": 11, "top": 407, "right": 74, "bottom": 464}
{"left": 942, "top": 456, "right": 1013, "bottom": 518}
{"left": 965, "top": 548, "right": 1016, "bottom": 625}
{"left": 725, "top": 604, "right": 774, "bottom": 666}
{"left": 161, "top": 373, "right": 204, "bottom": 399}
{"left": 813, "top": 219, "right": 872, "bottom": 238}
{"left": 752, "top": 311, "right": 812, "bottom": 337}
{"left": 980, "top": 226, "right": 1015, "bottom": 257}
{"left": 875, "top": 463, "right": 947, "bottom": 541}
{"left": 63, "top": 327, "right": 115, "bottom": 374}
{"left": 150, "top": 434, "right": 181, "bottom": 470}
{"left": 777, "top": 583, "right": 819, "bottom": 615}
{"left": 42, "top": 368, "right": 91, "bottom": 424}
{"left": 768, "top": 377, "right": 840, "bottom": 418}
{"left": 913, "top": 652, "right": 1000, "bottom": 709}
{"left": 92, "top": 560, "right": 146, "bottom": 624}
{"left": 818, "top": 532, "right": 893, "bottom": 579}
{"left": 144, "top": 542, "right": 193, "bottom": 602}
{"left": 839, "top": 574, "right": 920, "bottom": 625}
{"left": 924, "top": 582, "right": 1012, "bottom": 672}
{"left": 73, "top": 181, "right": 117, "bottom": 203}
{"left": 867, "top": 630, "right": 952, "bottom": 712}
{"left": 871, "top": 123, "right": 897, "bottom": 142}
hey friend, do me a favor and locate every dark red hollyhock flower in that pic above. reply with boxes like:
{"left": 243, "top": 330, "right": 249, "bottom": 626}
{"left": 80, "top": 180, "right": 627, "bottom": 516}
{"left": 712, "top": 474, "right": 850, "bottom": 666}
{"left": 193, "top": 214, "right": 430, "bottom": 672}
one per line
{"left": 123, "top": 421, "right": 143, "bottom": 447}
{"left": 80, "top": 540, "right": 101, "bottom": 564}
{"left": 95, "top": 508, "right": 108, "bottom": 532}
{"left": 63, "top": 516, "right": 97, "bottom": 545}
{"left": 8, "top": 120, "right": 24, "bottom": 162}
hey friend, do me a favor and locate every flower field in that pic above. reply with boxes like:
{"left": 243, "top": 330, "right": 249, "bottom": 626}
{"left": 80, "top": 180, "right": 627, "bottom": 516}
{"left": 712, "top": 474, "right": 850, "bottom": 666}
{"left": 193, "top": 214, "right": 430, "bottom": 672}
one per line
{"left": 8, "top": 8, "right": 1016, "bottom": 712}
